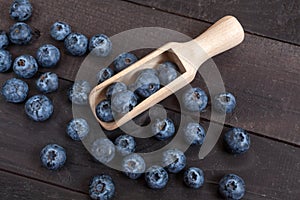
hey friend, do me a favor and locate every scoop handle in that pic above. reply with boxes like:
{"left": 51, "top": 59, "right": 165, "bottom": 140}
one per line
{"left": 193, "top": 16, "right": 244, "bottom": 58}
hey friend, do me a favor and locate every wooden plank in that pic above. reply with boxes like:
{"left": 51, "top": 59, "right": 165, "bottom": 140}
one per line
{"left": 0, "top": 170, "right": 89, "bottom": 200}
{"left": 127, "top": 0, "right": 300, "bottom": 45}
{"left": 0, "top": 1, "right": 299, "bottom": 198}
{"left": 1, "top": 0, "right": 299, "bottom": 145}
{"left": 0, "top": 75, "right": 299, "bottom": 199}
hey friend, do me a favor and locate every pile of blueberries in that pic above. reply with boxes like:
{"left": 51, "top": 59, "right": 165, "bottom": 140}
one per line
{"left": 95, "top": 61, "right": 178, "bottom": 122}
{"left": 0, "top": 1, "right": 251, "bottom": 200}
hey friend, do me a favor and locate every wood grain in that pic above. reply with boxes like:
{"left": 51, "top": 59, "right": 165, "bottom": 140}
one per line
{"left": 0, "top": 0, "right": 299, "bottom": 199}
{"left": 0, "top": 75, "right": 299, "bottom": 199}
{"left": 0, "top": 170, "right": 89, "bottom": 200}
{"left": 126, "top": 0, "right": 300, "bottom": 45}
{"left": 0, "top": 0, "right": 299, "bottom": 145}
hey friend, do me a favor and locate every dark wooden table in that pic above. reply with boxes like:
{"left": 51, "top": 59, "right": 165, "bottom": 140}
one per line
{"left": 0, "top": 0, "right": 299, "bottom": 199}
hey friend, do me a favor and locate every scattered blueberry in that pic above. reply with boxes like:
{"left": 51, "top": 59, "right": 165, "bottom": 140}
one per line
{"left": 50, "top": 21, "right": 72, "bottom": 41}
{"left": 9, "top": 0, "right": 33, "bottom": 22}
{"left": 214, "top": 92, "right": 236, "bottom": 113}
{"left": 219, "top": 174, "right": 245, "bottom": 200}
{"left": 111, "top": 90, "right": 138, "bottom": 114}
{"left": 224, "top": 128, "right": 250, "bottom": 154}
{"left": 9, "top": 22, "right": 32, "bottom": 45}
{"left": 0, "top": 31, "right": 9, "bottom": 49}
{"left": 95, "top": 100, "right": 114, "bottom": 122}
{"left": 162, "top": 149, "right": 186, "bottom": 173}
{"left": 151, "top": 118, "right": 175, "bottom": 140}
{"left": 184, "top": 122, "right": 206, "bottom": 145}
{"left": 183, "top": 167, "right": 204, "bottom": 189}
{"left": 135, "top": 72, "right": 160, "bottom": 98}
{"left": 40, "top": 144, "right": 66, "bottom": 170}
{"left": 36, "top": 72, "right": 59, "bottom": 93}
{"left": 64, "top": 32, "right": 88, "bottom": 56}
{"left": 68, "top": 80, "right": 91, "bottom": 105}
{"left": 182, "top": 87, "right": 208, "bottom": 112}
{"left": 122, "top": 153, "right": 146, "bottom": 179}
{"left": 115, "top": 134, "right": 136, "bottom": 156}
{"left": 145, "top": 165, "right": 168, "bottom": 189}
{"left": 13, "top": 55, "right": 38, "bottom": 78}
{"left": 97, "top": 67, "right": 115, "bottom": 84}
{"left": 91, "top": 138, "right": 115, "bottom": 164}
{"left": 113, "top": 52, "right": 138, "bottom": 72}
{"left": 157, "top": 61, "right": 178, "bottom": 85}
{"left": 36, "top": 44, "right": 60, "bottom": 68}
{"left": 89, "top": 175, "right": 115, "bottom": 200}
{"left": 1, "top": 78, "right": 28, "bottom": 103}
{"left": 89, "top": 34, "right": 112, "bottom": 57}
{"left": 66, "top": 118, "right": 89, "bottom": 141}
{"left": 0, "top": 50, "right": 12, "bottom": 72}
{"left": 106, "top": 82, "right": 127, "bottom": 100}
{"left": 25, "top": 95, "right": 53, "bottom": 121}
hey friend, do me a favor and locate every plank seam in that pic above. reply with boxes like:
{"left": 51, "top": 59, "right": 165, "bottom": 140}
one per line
{"left": 0, "top": 168, "right": 88, "bottom": 196}
{"left": 165, "top": 107, "right": 300, "bottom": 148}
{"left": 120, "top": 0, "right": 300, "bottom": 47}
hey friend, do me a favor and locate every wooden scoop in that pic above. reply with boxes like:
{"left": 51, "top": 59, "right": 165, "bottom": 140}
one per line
{"left": 89, "top": 16, "right": 244, "bottom": 130}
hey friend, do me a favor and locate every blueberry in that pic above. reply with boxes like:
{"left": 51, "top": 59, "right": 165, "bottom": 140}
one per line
{"left": 13, "top": 55, "right": 38, "bottom": 78}
{"left": 219, "top": 174, "right": 245, "bottom": 200}
{"left": 139, "top": 68, "right": 158, "bottom": 76}
{"left": 9, "top": 22, "right": 32, "bottom": 45}
{"left": 182, "top": 87, "right": 208, "bottom": 112}
{"left": 145, "top": 165, "right": 168, "bottom": 189}
{"left": 111, "top": 90, "right": 138, "bottom": 114}
{"left": 68, "top": 80, "right": 91, "bottom": 105}
{"left": 214, "top": 92, "right": 236, "bottom": 113}
{"left": 122, "top": 153, "right": 146, "bottom": 179}
{"left": 89, "top": 34, "right": 112, "bottom": 57}
{"left": 9, "top": 0, "right": 32, "bottom": 22}
{"left": 89, "top": 175, "right": 115, "bottom": 200}
{"left": 36, "top": 44, "right": 60, "bottom": 68}
{"left": 162, "top": 149, "right": 186, "bottom": 173}
{"left": 50, "top": 21, "right": 71, "bottom": 41}
{"left": 135, "top": 72, "right": 160, "bottom": 98}
{"left": 127, "top": 82, "right": 142, "bottom": 103}
{"left": 66, "top": 118, "right": 89, "bottom": 141}
{"left": 113, "top": 52, "right": 138, "bottom": 72}
{"left": 224, "top": 128, "right": 250, "bottom": 154}
{"left": 183, "top": 167, "right": 204, "bottom": 189}
{"left": 157, "top": 61, "right": 178, "bottom": 85}
{"left": 184, "top": 122, "right": 206, "bottom": 145}
{"left": 91, "top": 138, "right": 115, "bottom": 164}
{"left": 97, "top": 67, "right": 115, "bottom": 84}
{"left": 40, "top": 144, "right": 66, "bottom": 170}
{"left": 106, "top": 82, "right": 127, "bottom": 100}
{"left": 0, "top": 50, "right": 12, "bottom": 72}
{"left": 115, "top": 134, "right": 136, "bottom": 156}
{"left": 128, "top": 83, "right": 137, "bottom": 92}
{"left": 0, "top": 31, "right": 9, "bottom": 49}
{"left": 95, "top": 100, "right": 114, "bottom": 122}
{"left": 151, "top": 118, "right": 175, "bottom": 141}
{"left": 1, "top": 78, "right": 28, "bottom": 103}
{"left": 36, "top": 72, "right": 59, "bottom": 93}
{"left": 64, "top": 33, "right": 88, "bottom": 56}
{"left": 25, "top": 95, "right": 53, "bottom": 121}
